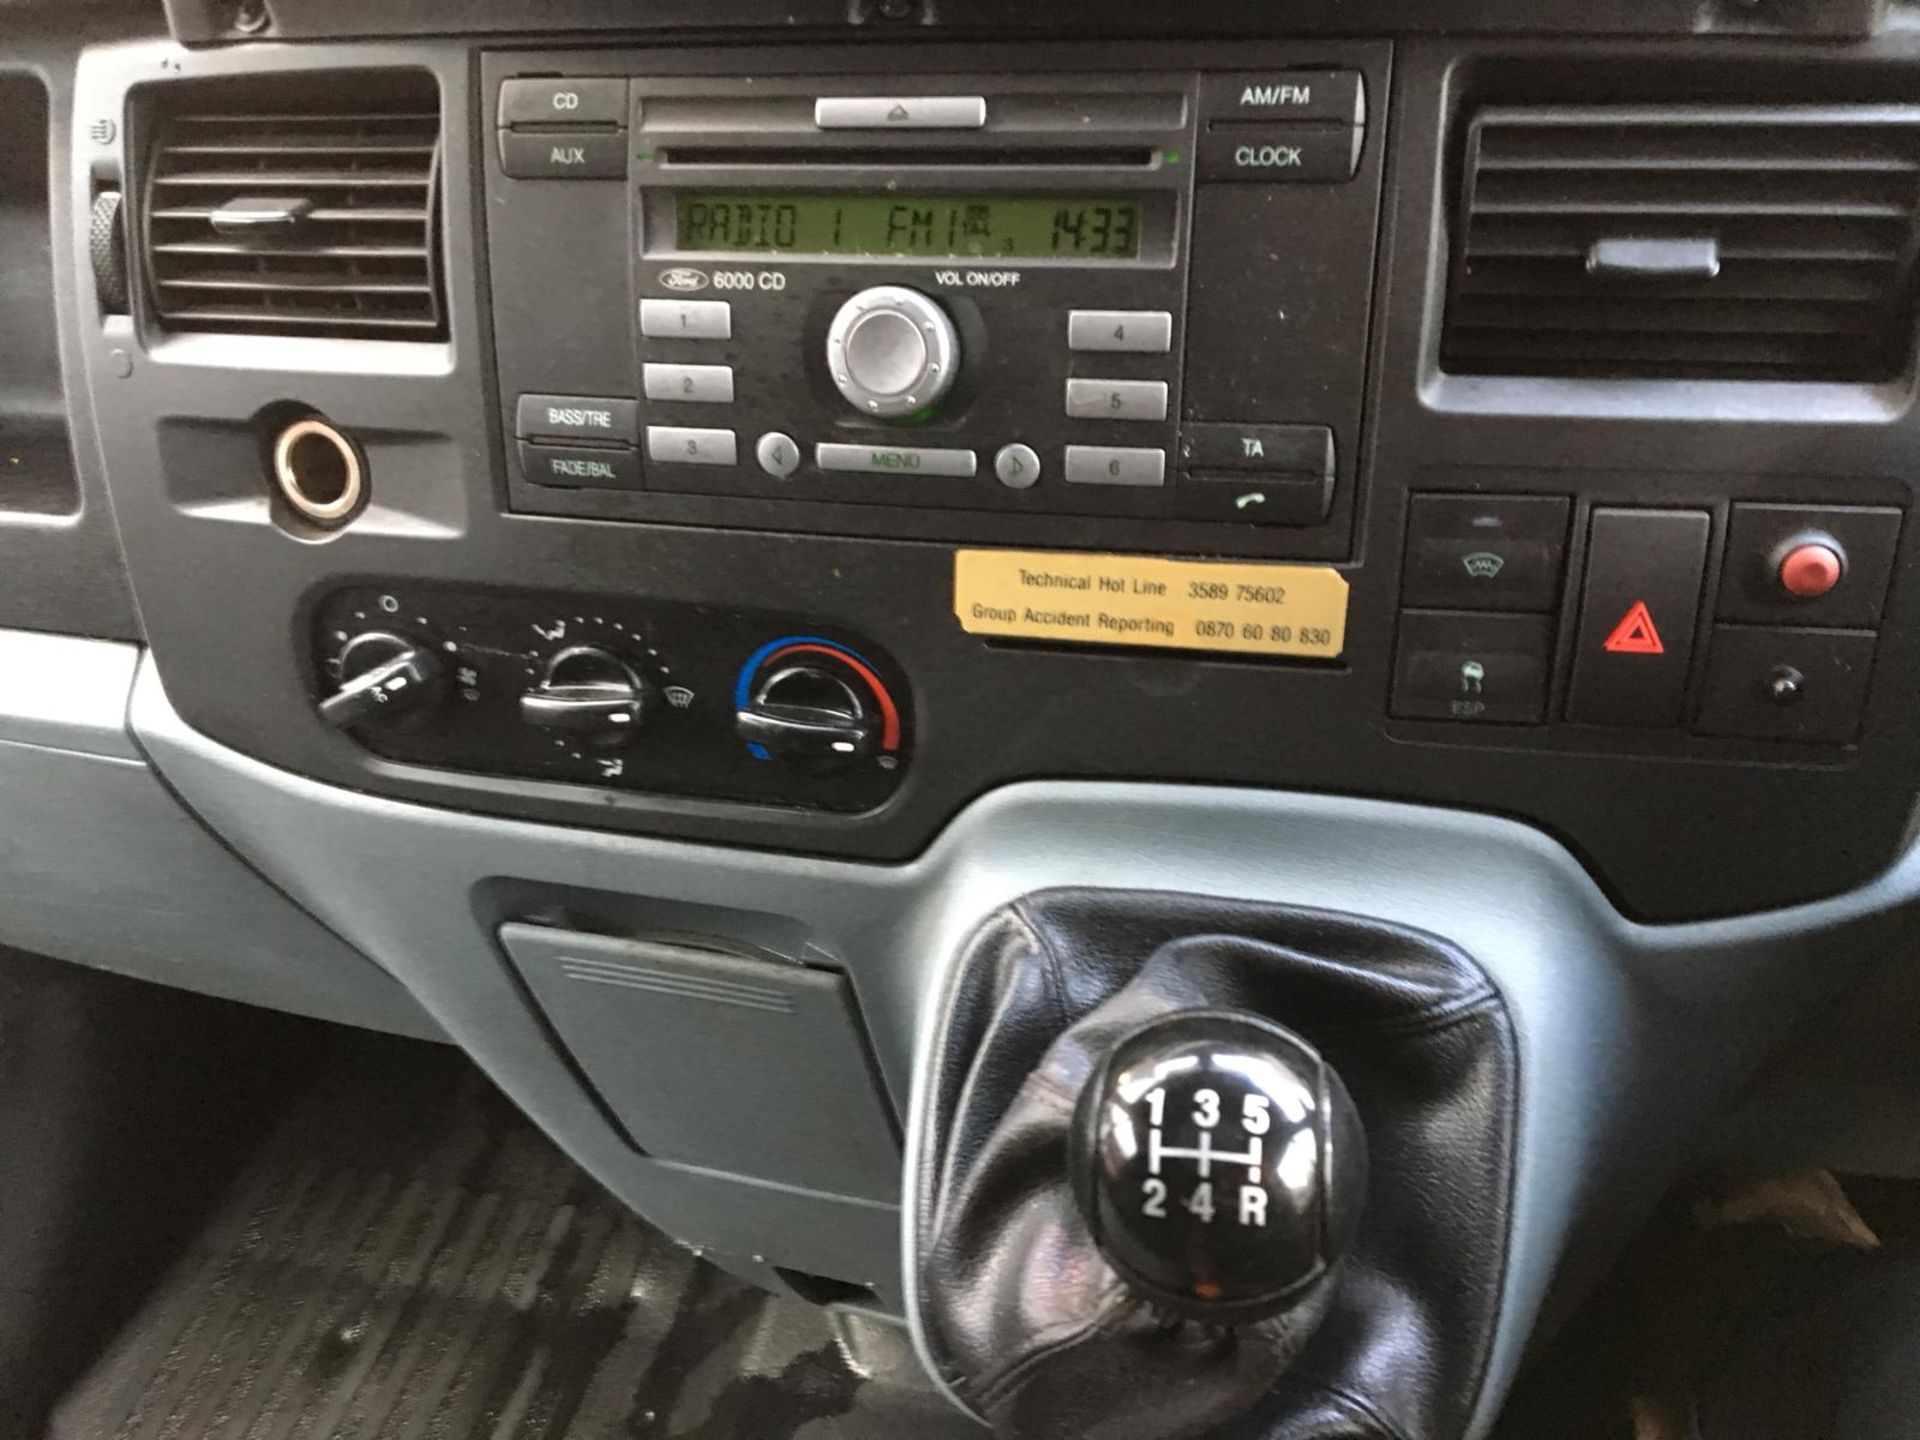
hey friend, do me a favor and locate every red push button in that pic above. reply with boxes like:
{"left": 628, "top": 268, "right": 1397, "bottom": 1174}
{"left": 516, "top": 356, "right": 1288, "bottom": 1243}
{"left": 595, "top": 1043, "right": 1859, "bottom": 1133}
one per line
{"left": 1777, "top": 540, "right": 1844, "bottom": 599}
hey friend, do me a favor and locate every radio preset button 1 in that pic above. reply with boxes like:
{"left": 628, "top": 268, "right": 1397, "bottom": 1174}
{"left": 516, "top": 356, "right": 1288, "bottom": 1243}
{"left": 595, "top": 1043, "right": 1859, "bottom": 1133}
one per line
{"left": 994, "top": 443, "right": 1041, "bottom": 489}
{"left": 516, "top": 393, "right": 639, "bottom": 445}
{"left": 518, "top": 442, "right": 640, "bottom": 491}
{"left": 639, "top": 298, "right": 732, "bottom": 340}
{"left": 647, "top": 426, "right": 737, "bottom": 467}
{"left": 1065, "top": 378, "right": 1169, "bottom": 423}
{"left": 1197, "top": 125, "right": 1364, "bottom": 182}
{"left": 813, "top": 96, "right": 987, "bottom": 130}
{"left": 498, "top": 78, "right": 628, "bottom": 129}
{"left": 643, "top": 363, "right": 735, "bottom": 404}
{"left": 816, "top": 443, "right": 977, "bottom": 478}
{"left": 1063, "top": 445, "right": 1167, "bottom": 487}
{"left": 756, "top": 432, "right": 802, "bottom": 478}
{"left": 826, "top": 286, "right": 960, "bottom": 418}
{"left": 1067, "top": 310, "right": 1173, "bottom": 354}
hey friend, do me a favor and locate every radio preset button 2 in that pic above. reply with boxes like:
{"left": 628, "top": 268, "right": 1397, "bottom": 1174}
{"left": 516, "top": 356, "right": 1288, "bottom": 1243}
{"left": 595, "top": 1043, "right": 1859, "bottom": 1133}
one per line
{"left": 1067, "top": 309, "right": 1173, "bottom": 354}
{"left": 826, "top": 286, "right": 959, "bottom": 418}
{"left": 643, "top": 363, "right": 735, "bottom": 404}
{"left": 813, "top": 96, "right": 987, "bottom": 130}
{"left": 1065, "top": 378, "right": 1169, "bottom": 422}
{"left": 816, "top": 443, "right": 977, "bottom": 478}
{"left": 647, "top": 426, "right": 737, "bottom": 466}
{"left": 1063, "top": 445, "right": 1167, "bottom": 487}
{"left": 994, "top": 443, "right": 1041, "bottom": 490}
{"left": 756, "top": 432, "right": 802, "bottom": 478}
{"left": 639, "top": 298, "right": 732, "bottom": 340}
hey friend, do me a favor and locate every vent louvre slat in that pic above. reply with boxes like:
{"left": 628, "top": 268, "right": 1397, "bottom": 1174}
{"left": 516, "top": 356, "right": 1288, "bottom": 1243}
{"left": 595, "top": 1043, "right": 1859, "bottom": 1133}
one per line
{"left": 143, "top": 73, "right": 445, "bottom": 342}
{"left": 1442, "top": 103, "right": 1920, "bottom": 381}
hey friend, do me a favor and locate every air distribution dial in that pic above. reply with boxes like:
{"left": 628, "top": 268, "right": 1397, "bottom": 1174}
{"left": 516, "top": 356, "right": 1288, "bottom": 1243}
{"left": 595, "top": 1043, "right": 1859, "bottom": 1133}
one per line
{"left": 519, "top": 645, "right": 655, "bottom": 749}
{"left": 1073, "top": 1010, "right": 1368, "bottom": 1325}
{"left": 825, "top": 285, "right": 960, "bottom": 418}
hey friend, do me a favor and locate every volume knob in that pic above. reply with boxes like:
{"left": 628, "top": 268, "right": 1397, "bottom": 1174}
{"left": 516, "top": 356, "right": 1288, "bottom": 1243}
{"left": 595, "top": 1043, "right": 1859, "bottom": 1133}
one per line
{"left": 826, "top": 285, "right": 959, "bottom": 419}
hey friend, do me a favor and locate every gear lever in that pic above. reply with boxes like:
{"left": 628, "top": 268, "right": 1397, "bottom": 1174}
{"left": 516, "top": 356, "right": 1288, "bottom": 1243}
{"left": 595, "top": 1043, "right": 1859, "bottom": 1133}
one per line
{"left": 1073, "top": 1010, "right": 1368, "bottom": 1326}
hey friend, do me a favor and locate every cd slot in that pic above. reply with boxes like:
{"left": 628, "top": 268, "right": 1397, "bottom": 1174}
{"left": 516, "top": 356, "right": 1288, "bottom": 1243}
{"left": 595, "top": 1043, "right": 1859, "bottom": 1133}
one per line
{"left": 657, "top": 146, "right": 1160, "bottom": 169}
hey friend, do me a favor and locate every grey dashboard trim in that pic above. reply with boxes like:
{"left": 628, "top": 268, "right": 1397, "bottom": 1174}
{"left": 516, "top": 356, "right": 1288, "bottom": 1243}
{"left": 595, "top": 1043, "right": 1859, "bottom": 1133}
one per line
{"left": 0, "top": 626, "right": 139, "bottom": 757}
{"left": 129, "top": 651, "right": 1920, "bottom": 1431}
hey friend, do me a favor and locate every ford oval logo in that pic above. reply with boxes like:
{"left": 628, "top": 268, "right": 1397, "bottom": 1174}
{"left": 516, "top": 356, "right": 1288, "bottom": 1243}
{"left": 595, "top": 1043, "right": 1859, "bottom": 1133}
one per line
{"left": 658, "top": 267, "right": 709, "bottom": 292}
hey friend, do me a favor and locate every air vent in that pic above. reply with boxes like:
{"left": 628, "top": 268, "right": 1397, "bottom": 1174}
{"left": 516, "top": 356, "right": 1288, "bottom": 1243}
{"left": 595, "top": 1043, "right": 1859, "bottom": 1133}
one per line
{"left": 143, "top": 72, "right": 444, "bottom": 340}
{"left": 1443, "top": 105, "right": 1920, "bottom": 382}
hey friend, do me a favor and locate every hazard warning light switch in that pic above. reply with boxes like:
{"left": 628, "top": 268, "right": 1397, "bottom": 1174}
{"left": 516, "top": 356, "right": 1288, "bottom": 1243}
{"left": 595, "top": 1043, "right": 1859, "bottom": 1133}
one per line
{"left": 1566, "top": 507, "right": 1710, "bottom": 727}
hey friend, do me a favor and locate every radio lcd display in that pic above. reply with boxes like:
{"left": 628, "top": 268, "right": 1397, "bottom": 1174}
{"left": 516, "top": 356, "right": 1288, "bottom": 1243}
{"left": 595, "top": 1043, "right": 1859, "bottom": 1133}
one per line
{"left": 676, "top": 194, "right": 1143, "bottom": 259}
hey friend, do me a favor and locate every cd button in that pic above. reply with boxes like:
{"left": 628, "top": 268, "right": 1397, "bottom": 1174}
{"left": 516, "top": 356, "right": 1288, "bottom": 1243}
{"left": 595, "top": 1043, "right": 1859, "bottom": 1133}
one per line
{"left": 646, "top": 426, "right": 737, "bottom": 466}
{"left": 498, "top": 78, "right": 628, "bottom": 129}
{"left": 1065, "top": 378, "right": 1169, "bottom": 422}
{"left": 1067, "top": 310, "right": 1173, "bottom": 354}
{"left": 639, "top": 298, "right": 732, "bottom": 340}
{"left": 815, "top": 443, "right": 977, "bottom": 477}
{"left": 642, "top": 363, "right": 735, "bottom": 404}
{"left": 1063, "top": 445, "right": 1166, "bottom": 487}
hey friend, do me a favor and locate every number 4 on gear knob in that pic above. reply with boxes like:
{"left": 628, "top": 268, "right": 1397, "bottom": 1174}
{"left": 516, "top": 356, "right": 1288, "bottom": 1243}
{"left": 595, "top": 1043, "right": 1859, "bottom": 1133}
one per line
{"left": 1072, "top": 1010, "right": 1368, "bottom": 1325}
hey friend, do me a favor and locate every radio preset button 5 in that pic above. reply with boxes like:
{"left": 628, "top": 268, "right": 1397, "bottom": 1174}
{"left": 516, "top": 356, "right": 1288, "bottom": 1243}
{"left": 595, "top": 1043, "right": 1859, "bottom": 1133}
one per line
{"left": 1067, "top": 309, "right": 1173, "bottom": 355}
{"left": 643, "top": 363, "right": 735, "bottom": 404}
{"left": 646, "top": 426, "right": 737, "bottom": 466}
{"left": 826, "top": 286, "right": 959, "bottom": 418}
{"left": 1063, "top": 445, "right": 1167, "bottom": 487}
{"left": 1065, "top": 378, "right": 1169, "bottom": 422}
{"left": 816, "top": 443, "right": 977, "bottom": 478}
{"left": 994, "top": 443, "right": 1041, "bottom": 490}
{"left": 639, "top": 298, "right": 732, "bottom": 340}
{"left": 813, "top": 96, "right": 987, "bottom": 130}
{"left": 756, "top": 432, "right": 803, "bottom": 479}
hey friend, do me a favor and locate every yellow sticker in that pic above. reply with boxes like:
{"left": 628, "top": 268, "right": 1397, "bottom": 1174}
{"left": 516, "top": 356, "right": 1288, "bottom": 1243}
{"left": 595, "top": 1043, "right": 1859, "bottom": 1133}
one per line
{"left": 954, "top": 549, "right": 1348, "bottom": 660}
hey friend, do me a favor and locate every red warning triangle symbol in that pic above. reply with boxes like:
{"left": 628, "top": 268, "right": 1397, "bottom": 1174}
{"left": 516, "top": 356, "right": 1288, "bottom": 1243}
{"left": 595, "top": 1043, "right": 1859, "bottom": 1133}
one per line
{"left": 1602, "top": 600, "right": 1665, "bottom": 656}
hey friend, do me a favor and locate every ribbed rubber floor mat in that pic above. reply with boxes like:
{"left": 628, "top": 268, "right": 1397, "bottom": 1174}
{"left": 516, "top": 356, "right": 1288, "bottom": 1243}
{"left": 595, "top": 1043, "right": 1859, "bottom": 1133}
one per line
{"left": 50, "top": 1036, "right": 973, "bottom": 1440}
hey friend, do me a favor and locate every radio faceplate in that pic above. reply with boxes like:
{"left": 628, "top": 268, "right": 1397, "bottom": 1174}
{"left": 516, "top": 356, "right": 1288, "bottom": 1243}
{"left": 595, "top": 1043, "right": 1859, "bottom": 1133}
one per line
{"left": 487, "top": 53, "right": 1389, "bottom": 560}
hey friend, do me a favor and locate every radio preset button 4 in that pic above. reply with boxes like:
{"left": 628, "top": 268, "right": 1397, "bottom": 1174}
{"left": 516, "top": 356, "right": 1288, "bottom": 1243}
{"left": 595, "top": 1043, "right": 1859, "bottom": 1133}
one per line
{"left": 756, "top": 432, "right": 802, "bottom": 478}
{"left": 1065, "top": 378, "right": 1169, "bottom": 422}
{"left": 816, "top": 443, "right": 977, "bottom": 478}
{"left": 813, "top": 96, "right": 987, "bottom": 130}
{"left": 639, "top": 298, "right": 732, "bottom": 340}
{"left": 647, "top": 426, "right": 737, "bottom": 466}
{"left": 1063, "top": 445, "right": 1167, "bottom": 487}
{"left": 1068, "top": 310, "right": 1173, "bottom": 354}
{"left": 643, "top": 363, "right": 735, "bottom": 404}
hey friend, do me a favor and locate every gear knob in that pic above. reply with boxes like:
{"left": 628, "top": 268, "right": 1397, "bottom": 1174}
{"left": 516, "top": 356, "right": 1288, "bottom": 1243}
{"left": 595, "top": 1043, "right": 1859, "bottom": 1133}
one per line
{"left": 1073, "top": 1010, "right": 1368, "bottom": 1325}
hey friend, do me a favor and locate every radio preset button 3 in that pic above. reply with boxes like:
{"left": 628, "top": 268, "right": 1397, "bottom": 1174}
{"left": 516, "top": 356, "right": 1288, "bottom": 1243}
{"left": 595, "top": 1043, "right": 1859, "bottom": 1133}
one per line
{"left": 643, "top": 363, "right": 735, "bottom": 404}
{"left": 1065, "top": 378, "right": 1169, "bottom": 422}
{"left": 994, "top": 444, "right": 1041, "bottom": 490}
{"left": 1067, "top": 310, "right": 1173, "bottom": 354}
{"left": 825, "top": 286, "right": 959, "bottom": 418}
{"left": 756, "top": 432, "right": 802, "bottom": 478}
{"left": 816, "top": 443, "right": 977, "bottom": 478}
{"left": 647, "top": 426, "right": 737, "bottom": 466}
{"left": 639, "top": 298, "right": 732, "bottom": 340}
{"left": 1063, "top": 445, "right": 1167, "bottom": 487}
{"left": 813, "top": 96, "right": 987, "bottom": 130}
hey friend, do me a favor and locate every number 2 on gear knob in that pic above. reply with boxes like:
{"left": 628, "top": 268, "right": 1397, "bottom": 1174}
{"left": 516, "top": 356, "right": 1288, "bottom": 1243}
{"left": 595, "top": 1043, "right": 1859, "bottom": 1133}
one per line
{"left": 1072, "top": 1010, "right": 1369, "bottom": 1326}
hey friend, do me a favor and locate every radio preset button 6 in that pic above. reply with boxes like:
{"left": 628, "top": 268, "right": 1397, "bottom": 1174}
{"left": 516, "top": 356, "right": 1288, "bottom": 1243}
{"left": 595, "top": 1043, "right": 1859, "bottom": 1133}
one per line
{"left": 756, "top": 432, "right": 803, "bottom": 479}
{"left": 1065, "top": 378, "right": 1169, "bottom": 422}
{"left": 647, "top": 426, "right": 737, "bottom": 466}
{"left": 813, "top": 96, "right": 987, "bottom": 130}
{"left": 639, "top": 298, "right": 732, "bottom": 340}
{"left": 826, "top": 286, "right": 959, "bottom": 418}
{"left": 994, "top": 443, "right": 1041, "bottom": 490}
{"left": 1063, "top": 445, "right": 1167, "bottom": 487}
{"left": 1067, "top": 309, "right": 1173, "bottom": 354}
{"left": 643, "top": 363, "right": 735, "bottom": 404}
{"left": 816, "top": 443, "right": 977, "bottom": 478}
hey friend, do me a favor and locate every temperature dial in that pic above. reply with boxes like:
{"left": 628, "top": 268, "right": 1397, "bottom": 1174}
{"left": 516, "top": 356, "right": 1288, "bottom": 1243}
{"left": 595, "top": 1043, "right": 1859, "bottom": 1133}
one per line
{"left": 319, "top": 631, "right": 444, "bottom": 731}
{"left": 825, "top": 286, "right": 959, "bottom": 418}
{"left": 520, "top": 645, "right": 655, "bottom": 749}
{"left": 1074, "top": 1010, "right": 1367, "bottom": 1325}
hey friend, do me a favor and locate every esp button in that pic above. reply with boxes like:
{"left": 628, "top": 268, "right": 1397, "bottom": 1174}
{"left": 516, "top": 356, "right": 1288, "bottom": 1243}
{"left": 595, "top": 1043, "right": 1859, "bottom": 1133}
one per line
{"left": 1197, "top": 126, "right": 1363, "bottom": 182}
{"left": 1402, "top": 494, "right": 1570, "bottom": 612}
{"left": 1392, "top": 611, "right": 1554, "bottom": 725}
{"left": 1565, "top": 508, "right": 1709, "bottom": 728}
